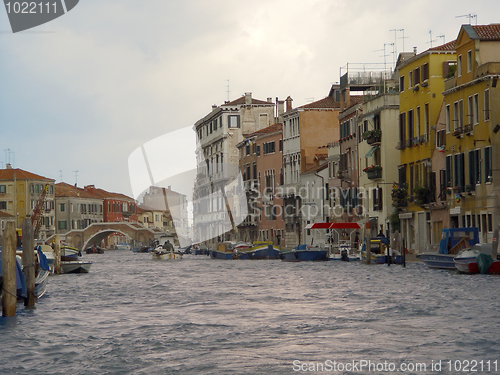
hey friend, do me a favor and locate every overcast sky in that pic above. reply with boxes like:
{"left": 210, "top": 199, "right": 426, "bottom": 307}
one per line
{"left": 1, "top": 0, "right": 498, "bottom": 198}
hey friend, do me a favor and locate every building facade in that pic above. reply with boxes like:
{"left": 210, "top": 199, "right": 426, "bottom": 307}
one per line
{"left": 442, "top": 24, "right": 500, "bottom": 243}
{"left": 55, "top": 182, "right": 104, "bottom": 235}
{"left": 396, "top": 41, "right": 456, "bottom": 252}
{"left": 0, "top": 164, "right": 55, "bottom": 240}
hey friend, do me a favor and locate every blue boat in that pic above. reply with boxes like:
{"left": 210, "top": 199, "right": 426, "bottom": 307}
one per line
{"left": 210, "top": 241, "right": 280, "bottom": 260}
{"left": 418, "top": 227, "right": 480, "bottom": 269}
{"left": 279, "top": 245, "right": 328, "bottom": 262}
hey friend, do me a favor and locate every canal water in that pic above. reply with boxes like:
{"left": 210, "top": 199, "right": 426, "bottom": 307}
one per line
{"left": 1, "top": 251, "right": 500, "bottom": 374}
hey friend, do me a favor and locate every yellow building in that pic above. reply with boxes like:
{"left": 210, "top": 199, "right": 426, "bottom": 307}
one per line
{"left": 396, "top": 42, "right": 456, "bottom": 252}
{"left": 442, "top": 24, "right": 500, "bottom": 243}
{"left": 0, "top": 163, "right": 56, "bottom": 240}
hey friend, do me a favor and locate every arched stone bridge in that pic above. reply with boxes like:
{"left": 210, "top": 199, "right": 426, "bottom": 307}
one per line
{"left": 46, "top": 222, "right": 169, "bottom": 251}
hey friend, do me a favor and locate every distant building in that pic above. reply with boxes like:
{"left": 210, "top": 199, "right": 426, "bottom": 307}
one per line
{"left": 55, "top": 182, "right": 104, "bottom": 234}
{"left": 0, "top": 164, "right": 55, "bottom": 240}
{"left": 396, "top": 41, "right": 456, "bottom": 252}
{"left": 83, "top": 185, "right": 138, "bottom": 223}
{"left": 442, "top": 24, "right": 500, "bottom": 243}
{"left": 193, "top": 92, "right": 276, "bottom": 247}
{"left": 281, "top": 94, "right": 342, "bottom": 248}
{"left": 237, "top": 123, "right": 285, "bottom": 246}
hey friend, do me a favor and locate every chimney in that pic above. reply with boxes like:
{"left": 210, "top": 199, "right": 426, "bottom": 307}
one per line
{"left": 277, "top": 100, "right": 285, "bottom": 116}
{"left": 84, "top": 185, "right": 96, "bottom": 194}
{"left": 267, "top": 97, "right": 273, "bottom": 103}
{"left": 212, "top": 105, "right": 217, "bottom": 111}
{"left": 6, "top": 163, "right": 12, "bottom": 169}
{"left": 285, "top": 96, "right": 293, "bottom": 112}
{"left": 244, "top": 92, "right": 252, "bottom": 105}
{"left": 413, "top": 46, "right": 417, "bottom": 54}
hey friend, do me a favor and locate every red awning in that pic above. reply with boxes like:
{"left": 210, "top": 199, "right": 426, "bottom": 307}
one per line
{"left": 305, "top": 223, "right": 332, "bottom": 229}
{"left": 329, "top": 223, "right": 361, "bottom": 229}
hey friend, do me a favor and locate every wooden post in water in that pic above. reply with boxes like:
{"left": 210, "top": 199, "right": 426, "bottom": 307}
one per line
{"left": 492, "top": 226, "right": 499, "bottom": 261}
{"left": 22, "top": 219, "right": 36, "bottom": 308}
{"left": 1, "top": 222, "right": 17, "bottom": 317}
{"left": 366, "top": 222, "right": 371, "bottom": 265}
{"left": 54, "top": 234, "right": 61, "bottom": 275}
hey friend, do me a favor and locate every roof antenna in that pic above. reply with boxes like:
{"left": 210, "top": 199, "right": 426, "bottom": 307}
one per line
{"left": 73, "top": 170, "right": 79, "bottom": 187}
{"left": 456, "top": 14, "right": 477, "bottom": 25}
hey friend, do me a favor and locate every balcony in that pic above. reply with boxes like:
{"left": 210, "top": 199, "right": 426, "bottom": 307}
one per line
{"left": 362, "top": 129, "right": 382, "bottom": 145}
{"left": 363, "top": 166, "right": 382, "bottom": 180}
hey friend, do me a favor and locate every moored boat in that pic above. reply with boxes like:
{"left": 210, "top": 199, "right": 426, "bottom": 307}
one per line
{"left": 279, "top": 245, "right": 328, "bottom": 262}
{"left": 85, "top": 245, "right": 105, "bottom": 254}
{"left": 360, "top": 238, "right": 402, "bottom": 264}
{"left": 419, "top": 227, "right": 480, "bottom": 270}
{"left": 61, "top": 260, "right": 92, "bottom": 274}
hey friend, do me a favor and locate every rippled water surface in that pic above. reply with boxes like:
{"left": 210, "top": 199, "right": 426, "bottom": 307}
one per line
{"left": 2, "top": 251, "right": 500, "bottom": 374}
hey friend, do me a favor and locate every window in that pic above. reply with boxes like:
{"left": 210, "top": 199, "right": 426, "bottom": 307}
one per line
{"left": 457, "top": 55, "right": 462, "bottom": 77}
{"left": 445, "top": 105, "right": 451, "bottom": 133}
{"left": 0, "top": 185, "right": 6, "bottom": 194}
{"left": 414, "top": 67, "right": 420, "bottom": 84}
{"left": 399, "top": 75, "right": 405, "bottom": 92}
{"left": 473, "top": 94, "right": 479, "bottom": 125}
{"left": 228, "top": 115, "right": 240, "bottom": 128}
{"left": 408, "top": 70, "right": 413, "bottom": 87}
{"left": 436, "top": 130, "right": 446, "bottom": 148}
{"left": 416, "top": 106, "right": 421, "bottom": 136}
{"left": 485, "top": 146, "right": 492, "bottom": 183}
{"left": 263, "top": 141, "right": 275, "bottom": 155}
{"left": 0, "top": 201, "right": 6, "bottom": 209}
{"left": 484, "top": 89, "right": 490, "bottom": 121}
{"left": 468, "top": 149, "right": 481, "bottom": 187}
{"left": 446, "top": 155, "right": 453, "bottom": 188}
{"left": 259, "top": 114, "right": 268, "bottom": 127}
{"left": 60, "top": 203, "right": 65, "bottom": 212}
{"left": 421, "top": 63, "right": 429, "bottom": 81}
{"left": 453, "top": 153, "right": 465, "bottom": 192}
{"left": 407, "top": 109, "right": 414, "bottom": 142}
{"left": 372, "top": 187, "right": 383, "bottom": 211}
{"left": 279, "top": 139, "right": 283, "bottom": 152}
{"left": 58, "top": 221, "right": 67, "bottom": 230}
{"left": 467, "top": 50, "right": 472, "bottom": 73}
{"left": 424, "top": 103, "right": 429, "bottom": 136}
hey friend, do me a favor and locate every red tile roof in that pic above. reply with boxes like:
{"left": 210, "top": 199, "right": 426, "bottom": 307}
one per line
{"left": 299, "top": 96, "right": 341, "bottom": 109}
{"left": 223, "top": 96, "right": 273, "bottom": 106}
{"left": 83, "top": 185, "right": 135, "bottom": 201}
{"left": 470, "top": 24, "right": 500, "bottom": 40}
{"left": 429, "top": 40, "right": 457, "bottom": 51}
{"left": 0, "top": 167, "right": 54, "bottom": 182}
{"left": 248, "top": 123, "right": 283, "bottom": 137}
{"left": 0, "top": 210, "right": 15, "bottom": 218}
{"left": 55, "top": 182, "right": 99, "bottom": 199}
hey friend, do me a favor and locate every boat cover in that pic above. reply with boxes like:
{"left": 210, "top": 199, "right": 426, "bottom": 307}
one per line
{"left": 0, "top": 256, "right": 27, "bottom": 298}
{"left": 37, "top": 246, "right": 50, "bottom": 272}
{"left": 477, "top": 253, "right": 494, "bottom": 274}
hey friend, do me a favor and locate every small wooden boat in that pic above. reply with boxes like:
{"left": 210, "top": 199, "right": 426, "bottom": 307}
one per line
{"left": 61, "top": 260, "right": 92, "bottom": 274}
{"left": 151, "top": 247, "right": 183, "bottom": 260}
{"left": 85, "top": 246, "right": 105, "bottom": 254}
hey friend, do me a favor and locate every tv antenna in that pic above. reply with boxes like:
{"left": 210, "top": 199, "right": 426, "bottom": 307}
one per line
{"left": 398, "top": 29, "right": 408, "bottom": 52}
{"left": 437, "top": 35, "right": 445, "bottom": 44}
{"left": 60, "top": 170, "right": 63, "bottom": 182}
{"left": 389, "top": 29, "right": 398, "bottom": 58}
{"left": 226, "top": 79, "right": 230, "bottom": 102}
{"left": 456, "top": 14, "right": 477, "bottom": 25}
{"left": 427, "top": 30, "right": 437, "bottom": 48}
{"left": 73, "top": 170, "right": 79, "bottom": 186}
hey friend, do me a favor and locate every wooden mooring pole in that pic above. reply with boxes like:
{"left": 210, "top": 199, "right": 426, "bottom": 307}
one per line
{"left": 1, "top": 222, "right": 17, "bottom": 317}
{"left": 22, "top": 219, "right": 36, "bottom": 308}
{"left": 54, "top": 234, "right": 61, "bottom": 275}
{"left": 492, "top": 226, "right": 499, "bottom": 262}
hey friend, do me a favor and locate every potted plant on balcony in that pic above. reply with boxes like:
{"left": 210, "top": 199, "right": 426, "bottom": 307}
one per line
{"left": 362, "top": 129, "right": 382, "bottom": 144}
{"left": 363, "top": 165, "right": 382, "bottom": 179}
{"left": 391, "top": 184, "right": 408, "bottom": 208}
{"left": 413, "top": 186, "right": 430, "bottom": 206}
